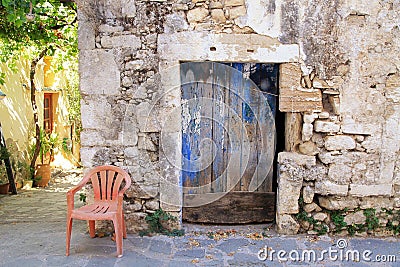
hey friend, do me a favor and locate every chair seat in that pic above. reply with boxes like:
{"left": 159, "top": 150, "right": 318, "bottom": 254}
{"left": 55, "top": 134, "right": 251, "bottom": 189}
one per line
{"left": 71, "top": 201, "right": 118, "bottom": 220}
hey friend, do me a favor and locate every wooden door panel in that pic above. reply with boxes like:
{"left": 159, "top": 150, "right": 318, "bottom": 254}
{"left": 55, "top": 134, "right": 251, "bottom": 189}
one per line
{"left": 181, "top": 62, "right": 277, "bottom": 223}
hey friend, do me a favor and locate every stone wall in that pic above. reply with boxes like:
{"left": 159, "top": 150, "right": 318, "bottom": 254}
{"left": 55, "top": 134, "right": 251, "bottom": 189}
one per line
{"left": 77, "top": 0, "right": 400, "bottom": 235}
{"left": 275, "top": 0, "right": 400, "bottom": 235}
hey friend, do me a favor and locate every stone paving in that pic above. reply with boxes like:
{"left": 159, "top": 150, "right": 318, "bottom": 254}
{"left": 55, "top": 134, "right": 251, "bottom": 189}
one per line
{"left": 0, "top": 169, "right": 399, "bottom": 266}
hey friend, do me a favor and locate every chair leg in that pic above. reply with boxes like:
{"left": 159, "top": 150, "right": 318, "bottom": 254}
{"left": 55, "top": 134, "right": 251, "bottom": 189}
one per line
{"left": 66, "top": 217, "right": 73, "bottom": 256}
{"left": 113, "top": 218, "right": 123, "bottom": 257}
{"left": 122, "top": 212, "right": 127, "bottom": 239}
{"left": 88, "top": 220, "right": 96, "bottom": 238}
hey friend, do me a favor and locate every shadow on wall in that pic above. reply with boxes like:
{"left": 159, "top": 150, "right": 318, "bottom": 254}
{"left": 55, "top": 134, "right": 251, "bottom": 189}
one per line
{"left": 0, "top": 60, "right": 33, "bottom": 164}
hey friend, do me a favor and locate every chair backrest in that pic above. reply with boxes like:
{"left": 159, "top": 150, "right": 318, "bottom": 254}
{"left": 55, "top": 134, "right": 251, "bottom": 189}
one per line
{"left": 85, "top": 165, "right": 131, "bottom": 201}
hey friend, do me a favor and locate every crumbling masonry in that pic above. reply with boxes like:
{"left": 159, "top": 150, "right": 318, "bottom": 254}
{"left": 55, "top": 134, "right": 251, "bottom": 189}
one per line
{"left": 77, "top": 0, "right": 400, "bottom": 235}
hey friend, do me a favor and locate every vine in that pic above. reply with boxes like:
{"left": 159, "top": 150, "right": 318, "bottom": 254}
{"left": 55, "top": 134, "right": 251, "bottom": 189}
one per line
{"left": 0, "top": 1, "right": 78, "bottom": 170}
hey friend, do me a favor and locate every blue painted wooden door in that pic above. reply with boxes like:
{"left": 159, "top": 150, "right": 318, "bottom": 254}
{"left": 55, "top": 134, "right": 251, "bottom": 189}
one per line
{"left": 181, "top": 62, "right": 277, "bottom": 223}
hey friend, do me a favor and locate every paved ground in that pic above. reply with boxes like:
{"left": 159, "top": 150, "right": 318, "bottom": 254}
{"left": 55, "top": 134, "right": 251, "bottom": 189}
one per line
{"left": 0, "top": 169, "right": 399, "bottom": 267}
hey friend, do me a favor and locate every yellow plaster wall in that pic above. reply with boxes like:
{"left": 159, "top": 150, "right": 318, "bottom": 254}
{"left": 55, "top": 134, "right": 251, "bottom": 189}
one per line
{"left": 0, "top": 57, "right": 79, "bottom": 177}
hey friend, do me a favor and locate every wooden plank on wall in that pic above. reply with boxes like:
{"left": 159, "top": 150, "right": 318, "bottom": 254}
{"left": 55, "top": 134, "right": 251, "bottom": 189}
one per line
{"left": 227, "top": 63, "right": 244, "bottom": 192}
{"left": 212, "top": 62, "right": 228, "bottom": 193}
{"left": 285, "top": 112, "right": 302, "bottom": 152}
{"left": 279, "top": 63, "right": 323, "bottom": 112}
{"left": 183, "top": 192, "right": 276, "bottom": 223}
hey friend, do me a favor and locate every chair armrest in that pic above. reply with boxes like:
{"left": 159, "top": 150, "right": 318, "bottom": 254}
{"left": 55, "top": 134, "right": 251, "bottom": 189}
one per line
{"left": 66, "top": 176, "right": 90, "bottom": 210}
{"left": 117, "top": 193, "right": 125, "bottom": 212}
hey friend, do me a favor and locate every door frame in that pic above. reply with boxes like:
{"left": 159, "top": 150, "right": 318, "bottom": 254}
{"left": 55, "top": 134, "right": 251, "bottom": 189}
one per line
{"left": 157, "top": 32, "right": 300, "bottom": 222}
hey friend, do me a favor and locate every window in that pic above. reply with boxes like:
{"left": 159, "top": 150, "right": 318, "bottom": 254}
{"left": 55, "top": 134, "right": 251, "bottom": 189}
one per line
{"left": 43, "top": 93, "right": 53, "bottom": 133}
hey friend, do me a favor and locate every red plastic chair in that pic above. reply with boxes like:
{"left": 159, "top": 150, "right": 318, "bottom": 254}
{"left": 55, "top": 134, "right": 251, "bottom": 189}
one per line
{"left": 66, "top": 165, "right": 131, "bottom": 257}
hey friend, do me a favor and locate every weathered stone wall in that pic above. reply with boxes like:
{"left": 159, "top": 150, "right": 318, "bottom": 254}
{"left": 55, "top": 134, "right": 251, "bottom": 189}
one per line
{"left": 77, "top": 0, "right": 400, "bottom": 235}
{"left": 276, "top": 0, "right": 400, "bottom": 236}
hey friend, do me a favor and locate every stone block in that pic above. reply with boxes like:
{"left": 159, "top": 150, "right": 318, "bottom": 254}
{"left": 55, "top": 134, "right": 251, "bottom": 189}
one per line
{"left": 303, "top": 185, "right": 315, "bottom": 204}
{"left": 286, "top": 113, "right": 302, "bottom": 151}
{"left": 315, "top": 181, "right": 348, "bottom": 196}
{"left": 121, "top": 0, "right": 136, "bottom": 17}
{"left": 79, "top": 50, "right": 120, "bottom": 95}
{"left": 138, "top": 133, "right": 157, "bottom": 151}
{"left": 342, "top": 123, "right": 373, "bottom": 136}
{"left": 344, "top": 211, "right": 366, "bottom": 225}
{"left": 303, "top": 165, "right": 327, "bottom": 181}
{"left": 122, "top": 76, "right": 133, "bottom": 87}
{"left": 329, "top": 95, "right": 340, "bottom": 115}
{"left": 394, "top": 198, "right": 400, "bottom": 208}
{"left": 211, "top": 9, "right": 226, "bottom": 23}
{"left": 318, "top": 111, "right": 330, "bottom": 119}
{"left": 224, "top": 0, "right": 245, "bottom": 7}
{"left": 124, "top": 146, "right": 139, "bottom": 158}
{"left": 314, "top": 121, "right": 340, "bottom": 133}
{"left": 324, "top": 136, "right": 356, "bottom": 151}
{"left": 299, "top": 141, "right": 318, "bottom": 156}
{"left": 277, "top": 172, "right": 302, "bottom": 214}
{"left": 126, "top": 201, "right": 143, "bottom": 212}
{"left": 80, "top": 147, "right": 98, "bottom": 168}
{"left": 318, "top": 196, "right": 360, "bottom": 210}
{"left": 80, "top": 130, "right": 105, "bottom": 146}
{"left": 278, "top": 152, "right": 316, "bottom": 166}
{"left": 229, "top": 6, "right": 247, "bottom": 19}
{"left": 350, "top": 184, "right": 392, "bottom": 197}
{"left": 313, "top": 212, "right": 328, "bottom": 221}
{"left": 125, "top": 212, "right": 148, "bottom": 233}
{"left": 128, "top": 182, "right": 159, "bottom": 199}
{"left": 121, "top": 125, "right": 139, "bottom": 146}
{"left": 328, "top": 164, "right": 352, "bottom": 184}
{"left": 80, "top": 97, "right": 112, "bottom": 129}
{"left": 210, "top": 1, "right": 223, "bottom": 9}
{"left": 302, "top": 123, "right": 313, "bottom": 141}
{"left": 318, "top": 152, "right": 335, "bottom": 164}
{"left": 385, "top": 74, "right": 400, "bottom": 103}
{"left": 135, "top": 102, "right": 161, "bottom": 133}
{"left": 279, "top": 64, "right": 323, "bottom": 112}
{"left": 187, "top": 7, "right": 209, "bottom": 23}
{"left": 125, "top": 60, "right": 144, "bottom": 70}
{"left": 303, "top": 203, "right": 321, "bottom": 213}
{"left": 144, "top": 199, "right": 160, "bottom": 211}
{"left": 77, "top": 15, "right": 95, "bottom": 50}
{"left": 303, "top": 113, "right": 319, "bottom": 124}
{"left": 101, "top": 34, "right": 141, "bottom": 49}
{"left": 360, "top": 197, "right": 394, "bottom": 209}
{"left": 312, "top": 77, "right": 331, "bottom": 89}
{"left": 276, "top": 214, "right": 300, "bottom": 235}
{"left": 164, "top": 13, "right": 189, "bottom": 34}
{"left": 98, "top": 24, "right": 124, "bottom": 33}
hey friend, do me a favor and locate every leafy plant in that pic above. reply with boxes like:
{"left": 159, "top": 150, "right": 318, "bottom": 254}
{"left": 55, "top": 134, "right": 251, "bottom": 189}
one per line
{"left": 364, "top": 208, "right": 379, "bottom": 231}
{"left": 347, "top": 224, "right": 364, "bottom": 236}
{"left": 38, "top": 129, "right": 60, "bottom": 164}
{"left": 329, "top": 209, "right": 348, "bottom": 233}
{"left": 0, "top": 164, "right": 8, "bottom": 184}
{"left": 140, "top": 208, "right": 185, "bottom": 237}
{"left": 0, "top": 146, "right": 10, "bottom": 161}
{"left": 296, "top": 208, "right": 328, "bottom": 236}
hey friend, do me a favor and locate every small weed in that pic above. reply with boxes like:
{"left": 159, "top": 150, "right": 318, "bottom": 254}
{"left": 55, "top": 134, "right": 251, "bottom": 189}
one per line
{"left": 296, "top": 209, "right": 328, "bottom": 236}
{"left": 364, "top": 208, "right": 379, "bottom": 231}
{"left": 141, "top": 208, "right": 185, "bottom": 237}
{"left": 329, "top": 210, "right": 347, "bottom": 232}
{"left": 79, "top": 193, "right": 87, "bottom": 203}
